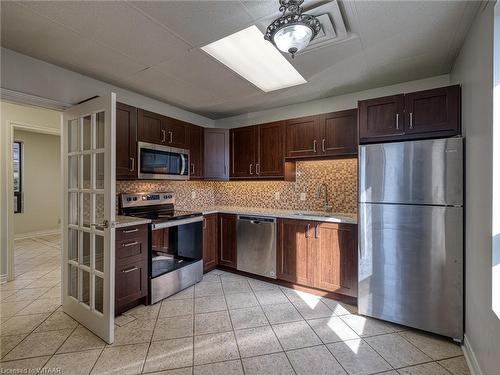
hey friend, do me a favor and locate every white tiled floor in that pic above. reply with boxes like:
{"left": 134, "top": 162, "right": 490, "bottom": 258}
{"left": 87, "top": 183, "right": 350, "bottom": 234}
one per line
{"left": 1, "top": 235, "right": 469, "bottom": 375}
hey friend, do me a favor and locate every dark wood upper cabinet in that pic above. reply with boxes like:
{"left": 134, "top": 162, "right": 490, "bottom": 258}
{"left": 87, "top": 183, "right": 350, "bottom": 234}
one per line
{"left": 322, "top": 110, "right": 357, "bottom": 156}
{"left": 358, "top": 94, "right": 405, "bottom": 141}
{"left": 137, "top": 109, "right": 165, "bottom": 144}
{"left": 359, "top": 85, "right": 461, "bottom": 143}
{"left": 116, "top": 102, "right": 137, "bottom": 180}
{"left": 203, "top": 214, "right": 218, "bottom": 273}
{"left": 404, "top": 85, "right": 460, "bottom": 136}
{"left": 314, "top": 222, "right": 357, "bottom": 297}
{"left": 164, "top": 118, "right": 188, "bottom": 148}
{"left": 277, "top": 218, "right": 315, "bottom": 286}
{"left": 285, "top": 115, "right": 322, "bottom": 158}
{"left": 230, "top": 126, "right": 257, "bottom": 178}
{"left": 189, "top": 125, "right": 204, "bottom": 179}
{"left": 257, "top": 121, "right": 285, "bottom": 178}
{"left": 204, "top": 128, "right": 229, "bottom": 180}
{"left": 219, "top": 214, "right": 237, "bottom": 268}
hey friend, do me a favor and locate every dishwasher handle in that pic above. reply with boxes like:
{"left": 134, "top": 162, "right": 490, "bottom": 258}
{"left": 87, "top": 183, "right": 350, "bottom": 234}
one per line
{"left": 238, "top": 215, "right": 276, "bottom": 224}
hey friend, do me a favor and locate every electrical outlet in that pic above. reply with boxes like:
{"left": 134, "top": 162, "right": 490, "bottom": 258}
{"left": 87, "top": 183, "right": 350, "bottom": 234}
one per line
{"left": 275, "top": 192, "right": 280, "bottom": 200}
{"left": 191, "top": 191, "right": 197, "bottom": 199}
{"left": 300, "top": 192, "right": 307, "bottom": 201}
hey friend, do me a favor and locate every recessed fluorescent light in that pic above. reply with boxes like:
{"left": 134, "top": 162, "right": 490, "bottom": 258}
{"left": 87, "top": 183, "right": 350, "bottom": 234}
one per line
{"left": 201, "top": 25, "right": 307, "bottom": 92}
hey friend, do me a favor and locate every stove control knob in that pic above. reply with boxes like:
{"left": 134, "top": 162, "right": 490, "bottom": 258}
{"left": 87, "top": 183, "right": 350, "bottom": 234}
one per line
{"left": 126, "top": 197, "right": 132, "bottom": 202}
{"left": 133, "top": 197, "right": 138, "bottom": 201}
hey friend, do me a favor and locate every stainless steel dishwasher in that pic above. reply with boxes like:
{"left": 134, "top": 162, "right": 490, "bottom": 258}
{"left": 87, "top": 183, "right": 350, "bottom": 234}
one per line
{"left": 236, "top": 215, "right": 277, "bottom": 279}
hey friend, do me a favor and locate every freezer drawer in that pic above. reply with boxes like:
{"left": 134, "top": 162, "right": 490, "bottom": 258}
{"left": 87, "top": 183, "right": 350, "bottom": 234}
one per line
{"left": 237, "top": 216, "right": 277, "bottom": 279}
{"left": 359, "top": 137, "right": 463, "bottom": 206}
{"left": 358, "top": 203, "right": 463, "bottom": 340}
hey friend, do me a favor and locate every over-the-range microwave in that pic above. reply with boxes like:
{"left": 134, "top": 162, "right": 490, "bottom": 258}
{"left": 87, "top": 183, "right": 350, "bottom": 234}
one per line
{"left": 138, "top": 141, "right": 189, "bottom": 180}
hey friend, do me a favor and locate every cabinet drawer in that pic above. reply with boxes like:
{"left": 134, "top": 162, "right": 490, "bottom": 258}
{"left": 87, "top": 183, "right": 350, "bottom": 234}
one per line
{"left": 116, "top": 238, "right": 147, "bottom": 262}
{"left": 116, "top": 224, "right": 147, "bottom": 241}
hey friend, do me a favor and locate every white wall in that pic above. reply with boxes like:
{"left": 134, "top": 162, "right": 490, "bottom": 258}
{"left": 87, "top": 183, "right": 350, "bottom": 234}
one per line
{"left": 450, "top": 2, "right": 500, "bottom": 374}
{"left": 0, "top": 48, "right": 214, "bottom": 128}
{"left": 0, "top": 102, "right": 61, "bottom": 279}
{"left": 13, "top": 130, "right": 61, "bottom": 236}
{"left": 214, "top": 75, "right": 451, "bottom": 128}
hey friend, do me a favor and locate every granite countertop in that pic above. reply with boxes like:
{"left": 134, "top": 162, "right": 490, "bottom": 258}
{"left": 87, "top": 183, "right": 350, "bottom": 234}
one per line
{"left": 115, "top": 215, "right": 151, "bottom": 228}
{"left": 195, "top": 206, "right": 357, "bottom": 224}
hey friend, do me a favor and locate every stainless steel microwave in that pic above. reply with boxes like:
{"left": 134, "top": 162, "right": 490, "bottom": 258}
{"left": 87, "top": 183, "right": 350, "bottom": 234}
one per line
{"left": 138, "top": 142, "right": 189, "bottom": 180}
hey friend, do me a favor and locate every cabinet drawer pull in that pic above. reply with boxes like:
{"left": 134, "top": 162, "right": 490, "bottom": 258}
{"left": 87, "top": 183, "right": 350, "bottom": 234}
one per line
{"left": 256, "top": 164, "right": 260, "bottom": 175}
{"left": 203, "top": 218, "right": 207, "bottom": 229}
{"left": 396, "top": 113, "right": 400, "bottom": 130}
{"left": 306, "top": 224, "right": 310, "bottom": 238}
{"left": 191, "top": 163, "right": 195, "bottom": 175}
{"left": 122, "top": 241, "right": 138, "bottom": 247}
{"left": 122, "top": 228, "right": 139, "bottom": 234}
{"left": 314, "top": 224, "right": 319, "bottom": 239}
{"left": 249, "top": 164, "right": 253, "bottom": 175}
{"left": 313, "top": 140, "right": 317, "bottom": 153}
{"left": 122, "top": 266, "right": 138, "bottom": 273}
{"left": 322, "top": 139, "right": 326, "bottom": 152}
{"left": 129, "top": 157, "right": 135, "bottom": 172}
{"left": 161, "top": 129, "right": 166, "bottom": 143}
{"left": 409, "top": 112, "right": 413, "bottom": 129}
{"left": 169, "top": 131, "right": 173, "bottom": 144}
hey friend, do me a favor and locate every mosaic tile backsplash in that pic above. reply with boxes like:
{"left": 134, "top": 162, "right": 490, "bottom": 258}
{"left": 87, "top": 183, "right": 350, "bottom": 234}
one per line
{"left": 116, "top": 158, "right": 358, "bottom": 214}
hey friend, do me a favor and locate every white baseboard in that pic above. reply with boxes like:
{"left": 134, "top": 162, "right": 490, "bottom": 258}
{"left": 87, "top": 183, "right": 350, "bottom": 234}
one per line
{"left": 0, "top": 274, "right": 7, "bottom": 285}
{"left": 463, "top": 334, "right": 483, "bottom": 375}
{"left": 14, "top": 228, "right": 60, "bottom": 240}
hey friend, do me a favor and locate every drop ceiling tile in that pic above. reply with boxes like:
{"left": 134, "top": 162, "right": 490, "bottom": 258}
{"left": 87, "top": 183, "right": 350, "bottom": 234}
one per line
{"left": 122, "top": 67, "right": 224, "bottom": 110}
{"left": 242, "top": 0, "right": 325, "bottom": 21}
{"left": 21, "top": 1, "right": 190, "bottom": 66}
{"left": 155, "top": 49, "right": 259, "bottom": 99}
{"left": 131, "top": 1, "right": 254, "bottom": 47}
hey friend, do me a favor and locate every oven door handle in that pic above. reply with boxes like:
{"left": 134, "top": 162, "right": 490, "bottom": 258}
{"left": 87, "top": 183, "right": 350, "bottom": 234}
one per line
{"left": 152, "top": 216, "right": 203, "bottom": 230}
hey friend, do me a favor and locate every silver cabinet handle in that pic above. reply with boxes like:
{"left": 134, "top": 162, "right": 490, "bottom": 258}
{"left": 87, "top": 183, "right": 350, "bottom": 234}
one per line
{"left": 306, "top": 223, "right": 310, "bottom": 238}
{"left": 191, "top": 163, "right": 195, "bottom": 175}
{"left": 169, "top": 131, "right": 173, "bottom": 144}
{"left": 314, "top": 224, "right": 319, "bottom": 239}
{"left": 256, "top": 164, "right": 260, "bottom": 175}
{"left": 122, "top": 266, "right": 138, "bottom": 273}
{"left": 203, "top": 218, "right": 207, "bottom": 229}
{"left": 161, "top": 129, "right": 166, "bottom": 143}
{"left": 396, "top": 113, "right": 400, "bottom": 130}
{"left": 122, "top": 241, "right": 138, "bottom": 247}
{"left": 122, "top": 228, "right": 139, "bottom": 234}
{"left": 409, "top": 112, "right": 413, "bottom": 129}
{"left": 313, "top": 140, "right": 317, "bottom": 153}
{"left": 129, "top": 157, "right": 135, "bottom": 172}
{"left": 322, "top": 139, "right": 326, "bottom": 152}
{"left": 224, "top": 164, "right": 227, "bottom": 176}
{"left": 249, "top": 164, "right": 253, "bottom": 175}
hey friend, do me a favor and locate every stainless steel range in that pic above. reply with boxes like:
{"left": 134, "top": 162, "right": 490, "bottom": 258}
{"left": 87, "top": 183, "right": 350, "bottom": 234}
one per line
{"left": 119, "top": 192, "right": 203, "bottom": 304}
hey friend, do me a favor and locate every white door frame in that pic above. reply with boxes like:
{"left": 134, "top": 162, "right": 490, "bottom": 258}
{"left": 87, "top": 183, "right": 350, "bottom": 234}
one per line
{"left": 2, "top": 120, "right": 61, "bottom": 282}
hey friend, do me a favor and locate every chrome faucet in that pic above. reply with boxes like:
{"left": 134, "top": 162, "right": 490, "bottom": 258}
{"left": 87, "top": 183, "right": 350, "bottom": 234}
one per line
{"left": 317, "top": 183, "right": 333, "bottom": 212}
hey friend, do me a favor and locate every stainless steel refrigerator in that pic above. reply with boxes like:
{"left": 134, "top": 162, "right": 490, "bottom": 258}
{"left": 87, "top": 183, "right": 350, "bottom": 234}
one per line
{"left": 358, "top": 137, "right": 463, "bottom": 341}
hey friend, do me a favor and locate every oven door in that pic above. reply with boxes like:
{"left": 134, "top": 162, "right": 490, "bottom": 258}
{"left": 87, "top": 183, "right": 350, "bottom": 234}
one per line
{"left": 138, "top": 141, "right": 189, "bottom": 180}
{"left": 150, "top": 217, "right": 203, "bottom": 279}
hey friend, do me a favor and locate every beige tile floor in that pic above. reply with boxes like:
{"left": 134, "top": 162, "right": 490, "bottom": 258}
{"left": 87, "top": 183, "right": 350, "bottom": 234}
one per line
{"left": 1, "top": 234, "right": 470, "bottom": 375}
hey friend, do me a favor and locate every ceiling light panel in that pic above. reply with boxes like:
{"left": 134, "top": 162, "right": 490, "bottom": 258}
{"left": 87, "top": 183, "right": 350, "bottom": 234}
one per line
{"left": 201, "top": 25, "right": 306, "bottom": 92}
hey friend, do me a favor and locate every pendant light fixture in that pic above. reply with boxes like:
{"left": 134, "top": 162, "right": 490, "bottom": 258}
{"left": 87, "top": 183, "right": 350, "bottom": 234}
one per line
{"left": 264, "top": 0, "right": 321, "bottom": 58}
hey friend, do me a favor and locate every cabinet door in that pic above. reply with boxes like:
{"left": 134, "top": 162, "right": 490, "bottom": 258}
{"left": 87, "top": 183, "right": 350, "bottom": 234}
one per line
{"left": 164, "top": 117, "right": 189, "bottom": 148}
{"left": 404, "top": 85, "right": 460, "bottom": 136}
{"left": 257, "top": 121, "right": 284, "bottom": 178}
{"left": 314, "top": 222, "right": 357, "bottom": 297}
{"left": 116, "top": 103, "right": 137, "bottom": 179}
{"left": 219, "top": 214, "right": 237, "bottom": 268}
{"left": 189, "top": 125, "right": 204, "bottom": 179}
{"left": 277, "top": 219, "right": 314, "bottom": 286}
{"left": 285, "top": 116, "right": 321, "bottom": 158}
{"left": 322, "top": 109, "right": 357, "bottom": 156}
{"left": 203, "top": 214, "right": 218, "bottom": 272}
{"left": 359, "top": 94, "right": 404, "bottom": 142}
{"left": 230, "top": 126, "right": 257, "bottom": 178}
{"left": 137, "top": 109, "right": 165, "bottom": 144}
{"left": 115, "top": 260, "right": 148, "bottom": 310}
{"left": 204, "top": 129, "right": 229, "bottom": 180}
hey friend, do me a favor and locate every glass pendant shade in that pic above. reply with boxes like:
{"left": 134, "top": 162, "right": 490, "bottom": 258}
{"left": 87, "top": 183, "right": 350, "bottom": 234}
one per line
{"left": 273, "top": 24, "right": 313, "bottom": 56}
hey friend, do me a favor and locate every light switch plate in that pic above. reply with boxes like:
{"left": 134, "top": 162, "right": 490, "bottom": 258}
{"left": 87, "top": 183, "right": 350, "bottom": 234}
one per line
{"left": 300, "top": 192, "right": 307, "bottom": 201}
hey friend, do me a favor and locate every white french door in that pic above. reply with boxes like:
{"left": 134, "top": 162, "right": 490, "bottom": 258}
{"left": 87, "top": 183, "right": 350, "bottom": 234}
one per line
{"left": 62, "top": 93, "right": 116, "bottom": 343}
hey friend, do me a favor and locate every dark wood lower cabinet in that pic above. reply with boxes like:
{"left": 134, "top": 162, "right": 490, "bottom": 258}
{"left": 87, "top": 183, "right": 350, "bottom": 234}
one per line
{"left": 203, "top": 214, "right": 218, "bottom": 272}
{"left": 277, "top": 218, "right": 358, "bottom": 297}
{"left": 219, "top": 214, "right": 237, "bottom": 268}
{"left": 115, "top": 224, "right": 148, "bottom": 315}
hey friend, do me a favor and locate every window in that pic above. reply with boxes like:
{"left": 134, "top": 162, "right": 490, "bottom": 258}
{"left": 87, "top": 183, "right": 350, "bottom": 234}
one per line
{"left": 13, "top": 141, "right": 23, "bottom": 213}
